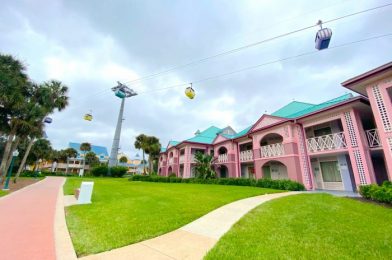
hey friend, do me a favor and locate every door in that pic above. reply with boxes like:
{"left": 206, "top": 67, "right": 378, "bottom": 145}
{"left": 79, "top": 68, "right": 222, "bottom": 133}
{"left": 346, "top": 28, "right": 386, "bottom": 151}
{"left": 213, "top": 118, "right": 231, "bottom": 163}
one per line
{"left": 262, "top": 165, "right": 271, "bottom": 178}
{"left": 319, "top": 161, "right": 343, "bottom": 190}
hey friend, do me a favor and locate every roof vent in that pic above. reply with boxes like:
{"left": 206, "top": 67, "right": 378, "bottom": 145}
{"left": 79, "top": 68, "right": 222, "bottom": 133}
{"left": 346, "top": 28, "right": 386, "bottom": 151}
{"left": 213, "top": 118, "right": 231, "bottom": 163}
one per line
{"left": 195, "top": 130, "right": 201, "bottom": 135}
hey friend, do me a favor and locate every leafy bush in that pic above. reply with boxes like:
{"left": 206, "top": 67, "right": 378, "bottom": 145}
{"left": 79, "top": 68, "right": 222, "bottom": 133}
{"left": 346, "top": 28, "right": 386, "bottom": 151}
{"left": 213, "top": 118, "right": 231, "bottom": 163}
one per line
{"left": 168, "top": 173, "right": 176, "bottom": 177}
{"left": 91, "top": 166, "right": 108, "bottom": 177}
{"left": 129, "top": 175, "right": 305, "bottom": 191}
{"left": 110, "top": 166, "right": 128, "bottom": 177}
{"left": 359, "top": 181, "right": 392, "bottom": 204}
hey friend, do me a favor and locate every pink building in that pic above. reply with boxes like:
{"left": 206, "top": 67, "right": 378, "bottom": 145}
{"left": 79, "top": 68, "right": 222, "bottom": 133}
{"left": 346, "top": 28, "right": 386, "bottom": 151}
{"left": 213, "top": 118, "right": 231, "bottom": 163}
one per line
{"left": 159, "top": 62, "right": 392, "bottom": 191}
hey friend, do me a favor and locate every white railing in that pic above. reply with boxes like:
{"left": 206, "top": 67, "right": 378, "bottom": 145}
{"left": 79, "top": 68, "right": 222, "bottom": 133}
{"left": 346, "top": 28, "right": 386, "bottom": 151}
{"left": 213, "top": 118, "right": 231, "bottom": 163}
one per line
{"left": 168, "top": 157, "right": 174, "bottom": 164}
{"left": 218, "top": 153, "right": 228, "bottom": 163}
{"left": 366, "top": 129, "right": 381, "bottom": 148}
{"left": 191, "top": 154, "right": 196, "bottom": 162}
{"left": 179, "top": 155, "right": 185, "bottom": 163}
{"left": 306, "top": 132, "right": 347, "bottom": 153}
{"left": 260, "top": 143, "right": 285, "bottom": 158}
{"left": 240, "top": 150, "right": 253, "bottom": 162}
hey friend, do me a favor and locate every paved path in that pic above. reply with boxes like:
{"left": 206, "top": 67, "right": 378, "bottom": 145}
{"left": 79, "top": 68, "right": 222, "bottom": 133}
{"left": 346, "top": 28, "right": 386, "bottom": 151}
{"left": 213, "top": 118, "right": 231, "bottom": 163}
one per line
{"left": 0, "top": 177, "right": 65, "bottom": 260}
{"left": 81, "top": 191, "right": 300, "bottom": 260}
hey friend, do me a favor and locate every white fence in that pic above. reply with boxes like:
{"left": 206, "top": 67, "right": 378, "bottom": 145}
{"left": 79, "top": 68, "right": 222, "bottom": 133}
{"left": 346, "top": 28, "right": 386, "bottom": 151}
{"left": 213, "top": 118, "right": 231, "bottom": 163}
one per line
{"left": 240, "top": 150, "right": 253, "bottom": 162}
{"left": 306, "top": 132, "right": 347, "bottom": 153}
{"left": 260, "top": 143, "right": 285, "bottom": 158}
{"left": 218, "top": 153, "right": 228, "bottom": 163}
{"left": 366, "top": 129, "right": 381, "bottom": 148}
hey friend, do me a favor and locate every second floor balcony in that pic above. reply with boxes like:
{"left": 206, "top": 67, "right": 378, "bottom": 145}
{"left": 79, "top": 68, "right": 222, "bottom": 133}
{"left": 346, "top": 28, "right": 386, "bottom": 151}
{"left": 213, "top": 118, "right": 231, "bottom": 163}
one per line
{"left": 240, "top": 150, "right": 253, "bottom": 162}
{"left": 168, "top": 157, "right": 174, "bottom": 164}
{"left": 260, "top": 143, "right": 285, "bottom": 158}
{"left": 306, "top": 132, "right": 347, "bottom": 153}
{"left": 366, "top": 129, "right": 381, "bottom": 148}
{"left": 217, "top": 153, "right": 228, "bottom": 163}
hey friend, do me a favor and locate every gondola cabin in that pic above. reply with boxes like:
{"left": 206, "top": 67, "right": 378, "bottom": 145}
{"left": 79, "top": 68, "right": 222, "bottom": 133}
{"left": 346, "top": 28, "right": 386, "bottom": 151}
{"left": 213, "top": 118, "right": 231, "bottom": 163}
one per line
{"left": 84, "top": 113, "right": 93, "bottom": 121}
{"left": 115, "top": 89, "right": 126, "bottom": 98}
{"left": 185, "top": 86, "right": 195, "bottom": 99}
{"left": 315, "top": 27, "right": 332, "bottom": 50}
{"left": 44, "top": 117, "right": 52, "bottom": 124}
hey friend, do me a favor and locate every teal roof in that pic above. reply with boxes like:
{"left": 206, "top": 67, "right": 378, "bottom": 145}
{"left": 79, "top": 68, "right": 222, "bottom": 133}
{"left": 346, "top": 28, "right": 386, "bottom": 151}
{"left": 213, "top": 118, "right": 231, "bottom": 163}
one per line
{"left": 160, "top": 147, "right": 167, "bottom": 152}
{"left": 272, "top": 101, "right": 314, "bottom": 118}
{"left": 186, "top": 126, "right": 222, "bottom": 144}
{"left": 168, "top": 140, "right": 180, "bottom": 147}
{"left": 68, "top": 142, "right": 109, "bottom": 161}
{"left": 271, "top": 94, "right": 353, "bottom": 119}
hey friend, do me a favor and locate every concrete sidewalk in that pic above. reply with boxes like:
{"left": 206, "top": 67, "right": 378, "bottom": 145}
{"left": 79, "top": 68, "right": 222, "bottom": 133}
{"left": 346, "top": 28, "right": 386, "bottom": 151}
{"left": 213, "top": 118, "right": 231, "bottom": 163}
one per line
{"left": 81, "top": 191, "right": 299, "bottom": 260}
{"left": 0, "top": 177, "right": 65, "bottom": 260}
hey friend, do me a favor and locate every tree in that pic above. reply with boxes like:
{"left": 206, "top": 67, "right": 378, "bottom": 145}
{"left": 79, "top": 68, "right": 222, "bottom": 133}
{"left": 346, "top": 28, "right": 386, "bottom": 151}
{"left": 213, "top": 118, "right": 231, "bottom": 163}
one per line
{"left": 194, "top": 151, "right": 216, "bottom": 179}
{"left": 134, "top": 134, "right": 149, "bottom": 174}
{"left": 119, "top": 156, "right": 128, "bottom": 163}
{"left": 80, "top": 142, "right": 91, "bottom": 172}
{"left": 85, "top": 151, "right": 99, "bottom": 167}
{"left": 28, "top": 138, "right": 52, "bottom": 171}
{"left": 144, "top": 136, "right": 161, "bottom": 173}
{"left": 0, "top": 54, "right": 69, "bottom": 182}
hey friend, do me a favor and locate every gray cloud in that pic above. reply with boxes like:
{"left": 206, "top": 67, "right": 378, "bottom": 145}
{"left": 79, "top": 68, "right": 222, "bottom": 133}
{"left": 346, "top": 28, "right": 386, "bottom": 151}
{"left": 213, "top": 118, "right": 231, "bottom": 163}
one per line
{"left": 1, "top": 0, "right": 391, "bottom": 157}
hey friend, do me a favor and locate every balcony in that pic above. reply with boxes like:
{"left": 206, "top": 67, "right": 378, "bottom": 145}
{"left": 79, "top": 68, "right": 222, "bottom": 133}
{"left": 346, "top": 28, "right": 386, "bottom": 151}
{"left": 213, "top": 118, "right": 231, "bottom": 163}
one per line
{"left": 179, "top": 155, "right": 185, "bottom": 163}
{"left": 240, "top": 150, "right": 253, "bottom": 162}
{"left": 366, "top": 129, "right": 381, "bottom": 148}
{"left": 168, "top": 157, "right": 174, "bottom": 165}
{"left": 217, "top": 153, "right": 228, "bottom": 163}
{"left": 260, "top": 143, "right": 285, "bottom": 158}
{"left": 306, "top": 132, "right": 347, "bottom": 153}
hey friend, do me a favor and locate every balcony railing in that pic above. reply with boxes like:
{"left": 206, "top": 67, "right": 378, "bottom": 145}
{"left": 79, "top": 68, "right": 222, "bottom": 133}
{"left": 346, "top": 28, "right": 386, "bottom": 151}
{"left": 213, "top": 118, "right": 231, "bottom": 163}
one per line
{"left": 306, "top": 132, "right": 347, "bottom": 153}
{"left": 179, "top": 155, "right": 185, "bottom": 163}
{"left": 366, "top": 129, "right": 381, "bottom": 148}
{"left": 240, "top": 150, "right": 253, "bottom": 162}
{"left": 168, "top": 157, "right": 174, "bottom": 164}
{"left": 218, "top": 153, "right": 228, "bottom": 163}
{"left": 260, "top": 143, "right": 285, "bottom": 158}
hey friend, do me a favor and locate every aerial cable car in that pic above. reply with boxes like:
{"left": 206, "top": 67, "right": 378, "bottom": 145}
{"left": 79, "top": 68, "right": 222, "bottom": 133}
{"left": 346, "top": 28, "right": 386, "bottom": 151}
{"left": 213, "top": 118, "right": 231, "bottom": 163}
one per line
{"left": 115, "top": 89, "right": 126, "bottom": 98}
{"left": 185, "top": 83, "right": 195, "bottom": 99}
{"left": 43, "top": 117, "right": 52, "bottom": 124}
{"left": 84, "top": 110, "right": 93, "bottom": 121}
{"left": 315, "top": 20, "right": 332, "bottom": 50}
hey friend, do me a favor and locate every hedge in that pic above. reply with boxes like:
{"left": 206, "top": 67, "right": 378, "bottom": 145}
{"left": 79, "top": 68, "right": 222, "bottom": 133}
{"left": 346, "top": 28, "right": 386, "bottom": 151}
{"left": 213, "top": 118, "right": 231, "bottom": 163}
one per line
{"left": 20, "top": 170, "right": 74, "bottom": 177}
{"left": 129, "top": 175, "right": 305, "bottom": 191}
{"left": 359, "top": 181, "right": 392, "bottom": 204}
{"left": 91, "top": 165, "right": 128, "bottom": 177}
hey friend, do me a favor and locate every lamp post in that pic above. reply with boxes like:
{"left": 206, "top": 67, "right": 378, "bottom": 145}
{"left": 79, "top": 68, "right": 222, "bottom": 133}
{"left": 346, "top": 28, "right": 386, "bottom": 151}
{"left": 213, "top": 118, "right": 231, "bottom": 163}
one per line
{"left": 3, "top": 150, "right": 19, "bottom": 190}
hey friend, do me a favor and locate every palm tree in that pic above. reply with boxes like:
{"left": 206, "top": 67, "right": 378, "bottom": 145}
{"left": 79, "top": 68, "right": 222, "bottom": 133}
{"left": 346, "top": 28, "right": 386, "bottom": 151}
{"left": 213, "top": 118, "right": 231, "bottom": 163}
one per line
{"left": 134, "top": 134, "right": 149, "bottom": 174}
{"left": 119, "top": 156, "right": 128, "bottom": 163}
{"left": 194, "top": 152, "right": 216, "bottom": 179}
{"left": 145, "top": 136, "right": 161, "bottom": 173}
{"left": 85, "top": 151, "right": 99, "bottom": 167}
{"left": 80, "top": 142, "right": 91, "bottom": 174}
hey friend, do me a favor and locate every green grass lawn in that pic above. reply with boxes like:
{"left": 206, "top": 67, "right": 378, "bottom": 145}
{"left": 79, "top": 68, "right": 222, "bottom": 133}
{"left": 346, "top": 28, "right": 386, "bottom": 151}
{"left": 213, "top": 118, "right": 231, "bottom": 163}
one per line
{"left": 206, "top": 193, "right": 392, "bottom": 259}
{"left": 64, "top": 177, "right": 281, "bottom": 256}
{"left": 0, "top": 190, "right": 8, "bottom": 197}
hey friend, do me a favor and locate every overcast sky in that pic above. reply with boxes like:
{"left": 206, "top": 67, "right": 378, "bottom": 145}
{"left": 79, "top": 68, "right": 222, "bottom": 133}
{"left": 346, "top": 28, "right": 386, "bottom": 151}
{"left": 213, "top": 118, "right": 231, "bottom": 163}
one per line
{"left": 1, "top": 0, "right": 391, "bottom": 158}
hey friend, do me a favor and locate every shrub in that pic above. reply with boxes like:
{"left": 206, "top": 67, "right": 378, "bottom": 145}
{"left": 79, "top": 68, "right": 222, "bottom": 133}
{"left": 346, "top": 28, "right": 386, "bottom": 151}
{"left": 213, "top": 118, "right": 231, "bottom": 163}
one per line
{"left": 168, "top": 173, "right": 176, "bottom": 177}
{"left": 359, "top": 182, "right": 392, "bottom": 204}
{"left": 91, "top": 166, "right": 108, "bottom": 177}
{"left": 129, "top": 176, "right": 305, "bottom": 191}
{"left": 110, "top": 166, "right": 128, "bottom": 177}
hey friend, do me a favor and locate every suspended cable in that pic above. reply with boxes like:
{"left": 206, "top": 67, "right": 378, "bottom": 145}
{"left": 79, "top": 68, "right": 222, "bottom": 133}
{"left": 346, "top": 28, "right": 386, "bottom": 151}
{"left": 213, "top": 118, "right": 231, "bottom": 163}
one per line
{"left": 120, "top": 3, "right": 392, "bottom": 86}
{"left": 137, "top": 32, "right": 392, "bottom": 95}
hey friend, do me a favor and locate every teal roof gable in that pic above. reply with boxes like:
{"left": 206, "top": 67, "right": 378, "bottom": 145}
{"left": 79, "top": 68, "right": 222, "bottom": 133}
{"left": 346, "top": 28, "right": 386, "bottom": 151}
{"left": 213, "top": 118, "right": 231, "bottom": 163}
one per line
{"left": 186, "top": 126, "right": 222, "bottom": 144}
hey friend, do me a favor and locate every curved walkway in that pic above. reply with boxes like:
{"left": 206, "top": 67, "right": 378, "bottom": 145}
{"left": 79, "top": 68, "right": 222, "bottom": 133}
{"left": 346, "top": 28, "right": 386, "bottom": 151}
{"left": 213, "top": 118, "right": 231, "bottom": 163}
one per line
{"left": 81, "top": 191, "right": 300, "bottom": 260}
{"left": 0, "top": 177, "right": 66, "bottom": 260}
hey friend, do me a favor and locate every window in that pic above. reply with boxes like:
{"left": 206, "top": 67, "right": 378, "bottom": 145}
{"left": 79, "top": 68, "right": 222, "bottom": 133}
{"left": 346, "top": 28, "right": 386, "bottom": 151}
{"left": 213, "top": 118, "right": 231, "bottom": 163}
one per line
{"left": 320, "top": 161, "right": 342, "bottom": 182}
{"left": 314, "top": 127, "right": 332, "bottom": 137}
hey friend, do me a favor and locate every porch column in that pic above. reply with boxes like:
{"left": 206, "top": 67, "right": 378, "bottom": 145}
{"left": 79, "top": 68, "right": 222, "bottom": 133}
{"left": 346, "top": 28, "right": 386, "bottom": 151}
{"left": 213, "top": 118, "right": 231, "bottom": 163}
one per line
{"left": 340, "top": 109, "right": 375, "bottom": 187}
{"left": 365, "top": 81, "right": 392, "bottom": 180}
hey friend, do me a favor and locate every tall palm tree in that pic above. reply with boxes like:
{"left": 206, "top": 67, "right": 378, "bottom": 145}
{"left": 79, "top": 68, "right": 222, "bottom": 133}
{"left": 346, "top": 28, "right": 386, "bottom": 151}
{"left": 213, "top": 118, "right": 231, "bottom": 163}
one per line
{"left": 145, "top": 136, "right": 161, "bottom": 173}
{"left": 134, "top": 134, "right": 149, "bottom": 174}
{"left": 80, "top": 142, "right": 91, "bottom": 173}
